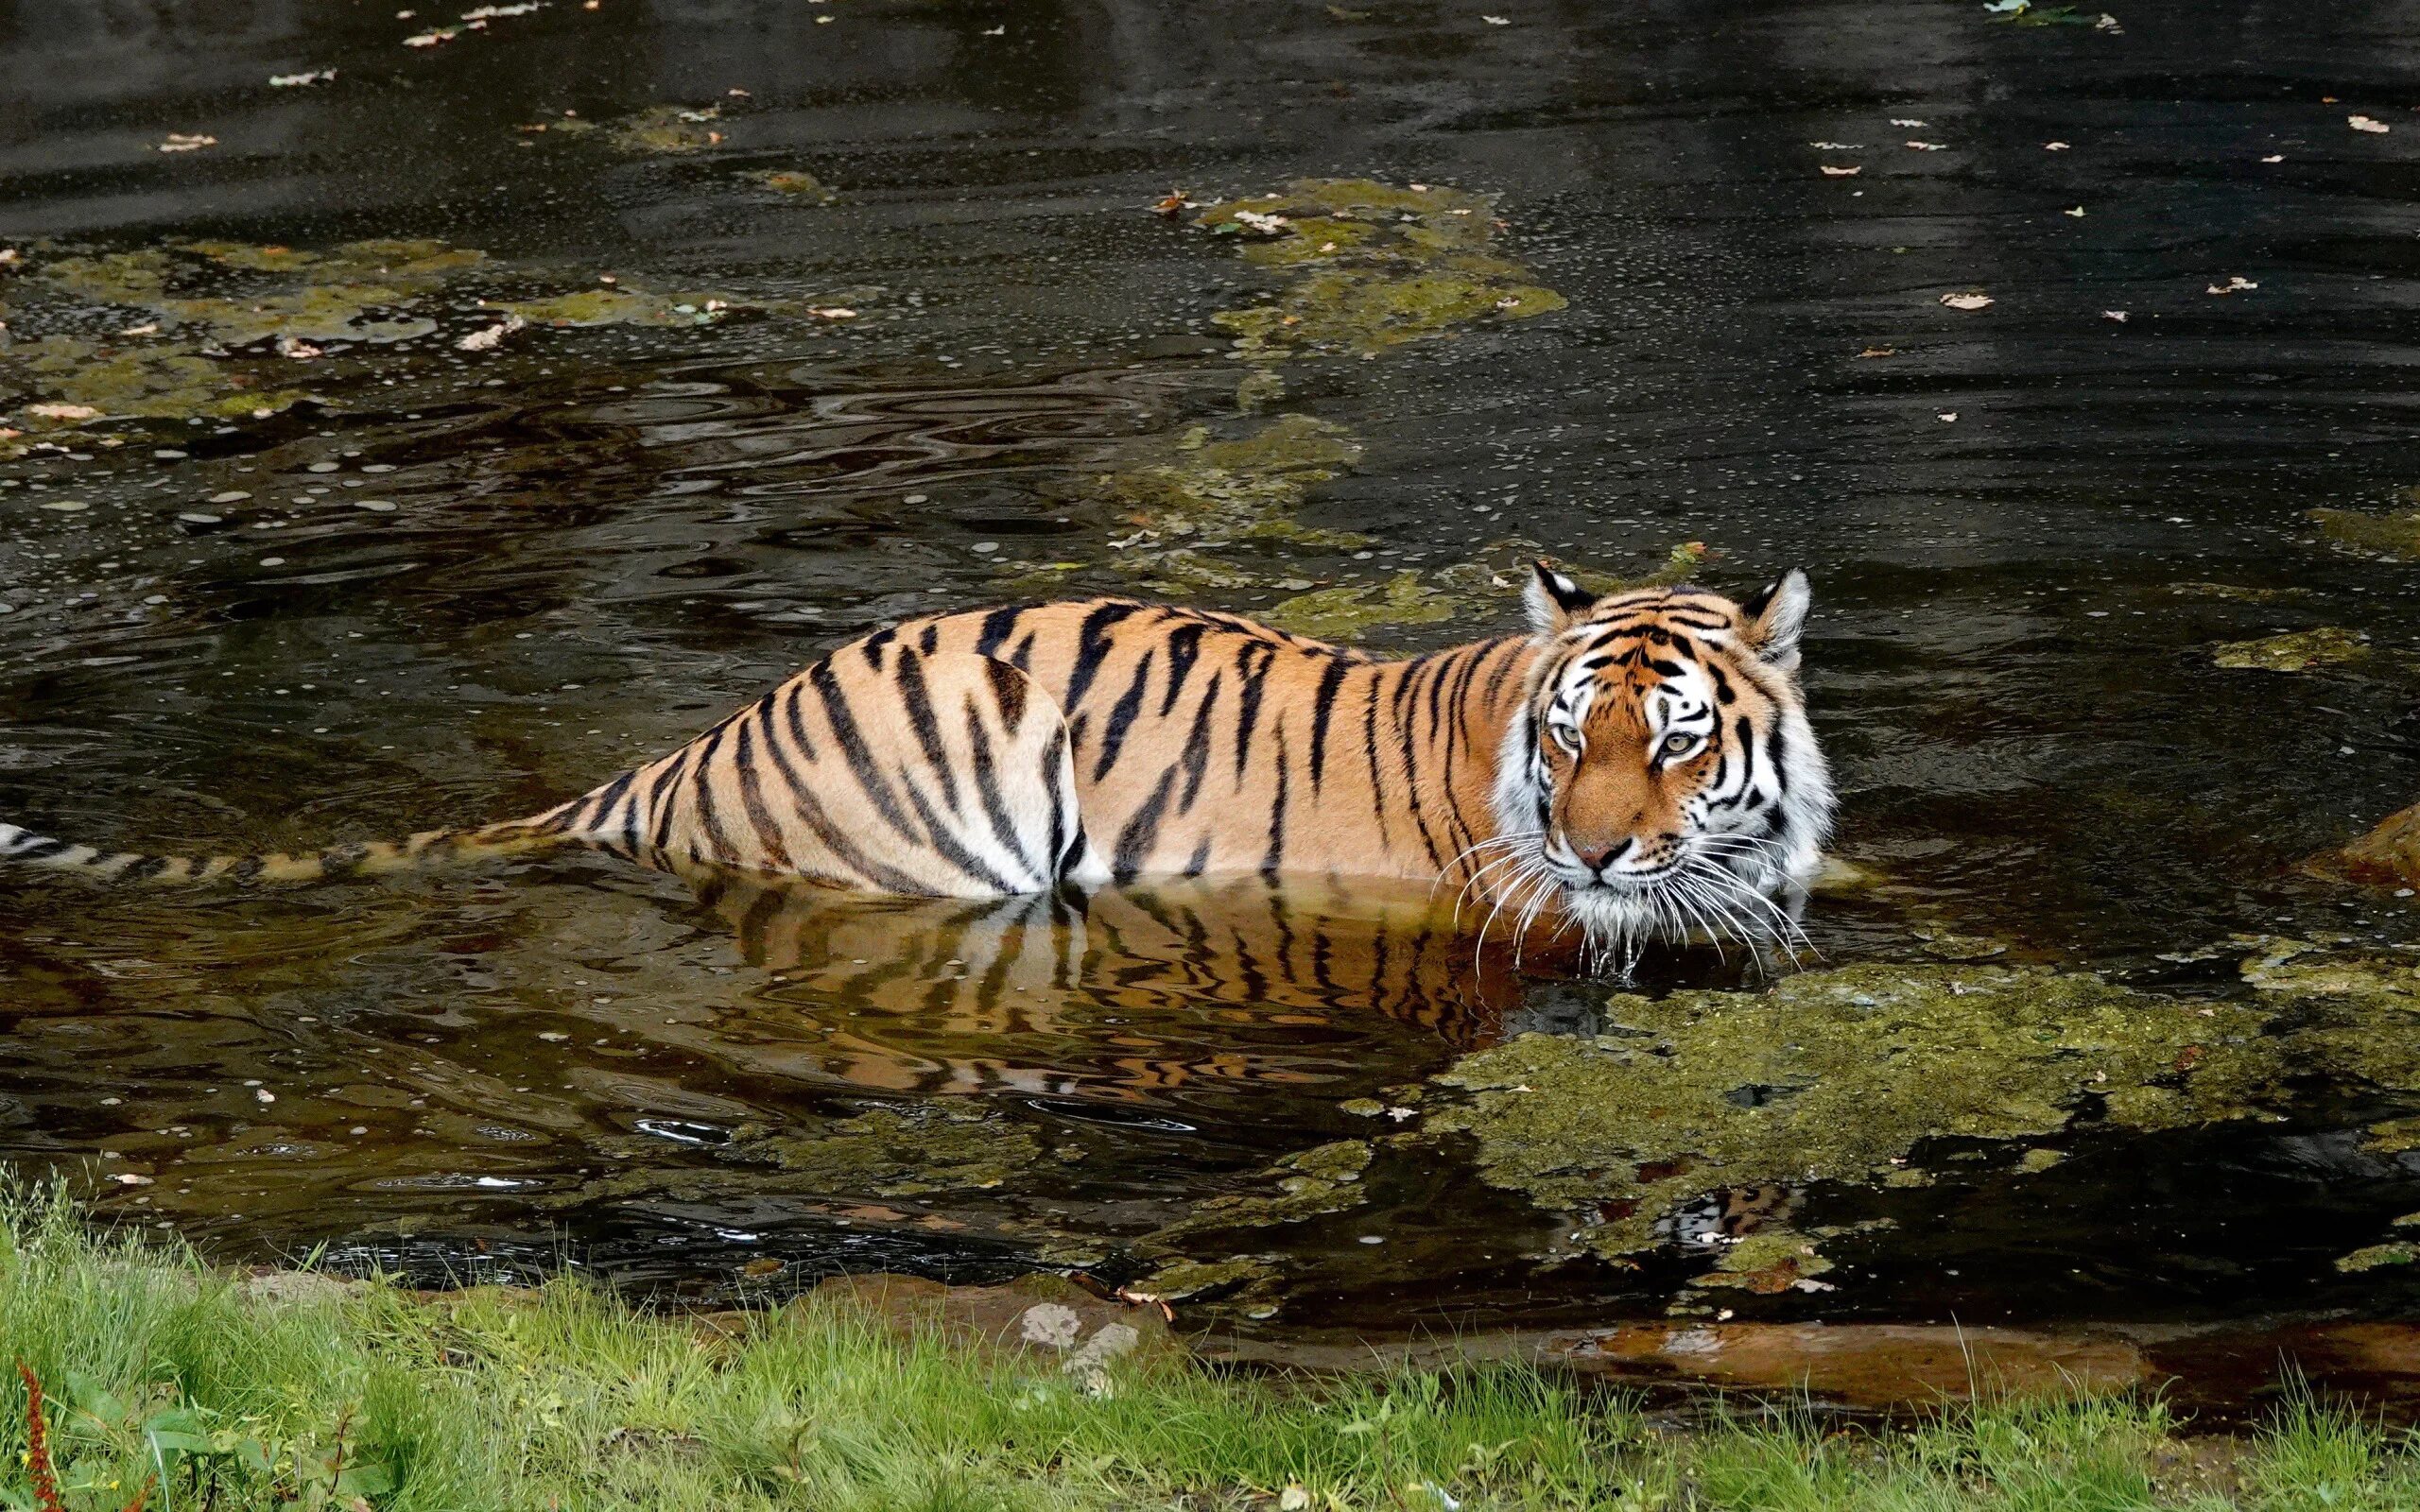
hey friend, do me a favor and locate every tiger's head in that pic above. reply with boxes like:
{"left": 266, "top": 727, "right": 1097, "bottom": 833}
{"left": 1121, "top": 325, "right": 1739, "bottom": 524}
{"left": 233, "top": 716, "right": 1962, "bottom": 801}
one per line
{"left": 1489, "top": 562, "right": 1835, "bottom": 958}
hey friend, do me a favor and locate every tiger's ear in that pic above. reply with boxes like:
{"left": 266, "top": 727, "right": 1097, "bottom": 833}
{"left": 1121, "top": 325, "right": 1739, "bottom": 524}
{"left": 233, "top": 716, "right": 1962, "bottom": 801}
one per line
{"left": 1740, "top": 569, "right": 1811, "bottom": 672}
{"left": 1525, "top": 560, "right": 1596, "bottom": 635}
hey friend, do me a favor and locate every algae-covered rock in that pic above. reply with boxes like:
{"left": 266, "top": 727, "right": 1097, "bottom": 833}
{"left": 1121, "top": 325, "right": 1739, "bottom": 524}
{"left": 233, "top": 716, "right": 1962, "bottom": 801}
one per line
{"left": 3, "top": 336, "right": 312, "bottom": 426}
{"left": 1094, "top": 412, "right": 1370, "bottom": 551}
{"left": 1262, "top": 571, "right": 1459, "bottom": 642}
{"left": 1424, "top": 963, "right": 2274, "bottom": 1258}
{"left": 1194, "top": 180, "right": 1565, "bottom": 357}
{"left": 2313, "top": 507, "right": 2420, "bottom": 560}
{"left": 2339, "top": 1243, "right": 2420, "bottom": 1274}
{"left": 40, "top": 239, "right": 483, "bottom": 345}
{"left": 2210, "top": 627, "right": 2370, "bottom": 671}
{"left": 610, "top": 104, "right": 726, "bottom": 153}
{"left": 1134, "top": 1139, "right": 1372, "bottom": 1253}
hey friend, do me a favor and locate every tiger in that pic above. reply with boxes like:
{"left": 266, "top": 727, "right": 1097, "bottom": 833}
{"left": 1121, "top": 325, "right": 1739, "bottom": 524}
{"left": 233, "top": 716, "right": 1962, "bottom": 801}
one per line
{"left": 0, "top": 562, "right": 1834, "bottom": 956}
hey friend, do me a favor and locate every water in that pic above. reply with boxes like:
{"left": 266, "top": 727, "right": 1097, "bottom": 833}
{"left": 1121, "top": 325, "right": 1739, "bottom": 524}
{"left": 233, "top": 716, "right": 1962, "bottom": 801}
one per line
{"left": 7, "top": 0, "right": 2420, "bottom": 1344}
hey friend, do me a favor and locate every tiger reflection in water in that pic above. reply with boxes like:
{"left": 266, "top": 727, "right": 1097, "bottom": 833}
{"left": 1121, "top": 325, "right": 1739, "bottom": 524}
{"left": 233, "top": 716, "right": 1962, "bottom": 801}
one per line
{"left": 664, "top": 858, "right": 1535, "bottom": 1100}
{"left": 657, "top": 857, "right": 1805, "bottom": 1233}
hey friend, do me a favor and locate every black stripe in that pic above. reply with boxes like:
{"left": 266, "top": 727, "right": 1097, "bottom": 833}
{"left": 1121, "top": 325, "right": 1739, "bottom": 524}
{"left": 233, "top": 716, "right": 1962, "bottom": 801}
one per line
{"left": 730, "top": 717, "right": 797, "bottom": 870}
{"left": 1359, "top": 674, "right": 1393, "bottom": 853}
{"left": 964, "top": 695, "right": 1038, "bottom": 887}
{"left": 917, "top": 622, "right": 941, "bottom": 655}
{"left": 685, "top": 724, "right": 740, "bottom": 863}
{"left": 577, "top": 768, "right": 637, "bottom": 835}
{"left": 861, "top": 626, "right": 898, "bottom": 668}
{"left": 1064, "top": 602, "right": 1143, "bottom": 712}
{"left": 1261, "top": 729, "right": 1290, "bottom": 877}
{"left": 810, "top": 661, "right": 926, "bottom": 849}
{"left": 982, "top": 656, "right": 1028, "bottom": 729}
{"left": 894, "top": 650, "right": 963, "bottom": 816}
{"left": 1160, "top": 622, "right": 1207, "bottom": 716}
{"left": 1232, "top": 641, "right": 1276, "bottom": 782}
{"left": 974, "top": 605, "right": 1025, "bottom": 658}
{"left": 1184, "top": 835, "right": 1213, "bottom": 876}
{"left": 1091, "top": 647, "right": 1155, "bottom": 783}
{"left": 1306, "top": 659, "right": 1348, "bottom": 796}
{"left": 1178, "top": 672, "right": 1221, "bottom": 813}
{"left": 1111, "top": 766, "right": 1180, "bottom": 882}
{"left": 898, "top": 767, "right": 1019, "bottom": 893}
{"left": 643, "top": 748, "right": 696, "bottom": 851}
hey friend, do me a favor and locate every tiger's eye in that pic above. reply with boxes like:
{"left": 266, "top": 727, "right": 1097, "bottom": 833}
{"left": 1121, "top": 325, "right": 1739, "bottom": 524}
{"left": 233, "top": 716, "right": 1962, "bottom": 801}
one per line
{"left": 1661, "top": 733, "right": 1695, "bottom": 758}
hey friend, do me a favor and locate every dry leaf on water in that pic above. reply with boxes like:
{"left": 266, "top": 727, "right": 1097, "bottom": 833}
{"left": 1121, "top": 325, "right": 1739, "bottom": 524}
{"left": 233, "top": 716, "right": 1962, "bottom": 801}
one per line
{"left": 2350, "top": 114, "right": 2391, "bottom": 133}
{"left": 1820, "top": 164, "right": 1861, "bottom": 177}
{"left": 1940, "top": 292, "right": 1994, "bottom": 310}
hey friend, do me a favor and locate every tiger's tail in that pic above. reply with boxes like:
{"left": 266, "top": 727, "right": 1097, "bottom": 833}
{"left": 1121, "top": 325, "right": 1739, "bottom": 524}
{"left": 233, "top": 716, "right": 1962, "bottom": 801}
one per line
{"left": 0, "top": 792, "right": 602, "bottom": 886}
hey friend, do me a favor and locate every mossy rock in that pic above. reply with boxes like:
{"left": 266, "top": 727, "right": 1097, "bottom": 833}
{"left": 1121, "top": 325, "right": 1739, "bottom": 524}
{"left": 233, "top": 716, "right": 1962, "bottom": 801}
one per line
{"left": 2209, "top": 627, "right": 2370, "bottom": 672}
{"left": 1425, "top": 963, "right": 2275, "bottom": 1258}
{"left": 2313, "top": 507, "right": 2420, "bottom": 560}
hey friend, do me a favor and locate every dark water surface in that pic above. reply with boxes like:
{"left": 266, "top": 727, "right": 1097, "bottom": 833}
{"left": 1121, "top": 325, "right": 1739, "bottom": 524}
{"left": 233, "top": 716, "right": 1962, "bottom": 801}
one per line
{"left": 8, "top": 0, "right": 2420, "bottom": 1346}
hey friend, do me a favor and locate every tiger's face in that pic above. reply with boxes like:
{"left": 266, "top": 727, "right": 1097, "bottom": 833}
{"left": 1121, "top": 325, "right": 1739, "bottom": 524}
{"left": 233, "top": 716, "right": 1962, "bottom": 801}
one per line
{"left": 1490, "top": 563, "right": 1834, "bottom": 957}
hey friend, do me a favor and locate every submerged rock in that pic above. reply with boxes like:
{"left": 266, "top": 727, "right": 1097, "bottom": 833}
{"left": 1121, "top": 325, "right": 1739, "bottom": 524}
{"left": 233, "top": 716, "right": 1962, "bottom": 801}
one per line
{"left": 1262, "top": 571, "right": 1458, "bottom": 641}
{"left": 1423, "top": 963, "right": 2274, "bottom": 1259}
{"left": 2209, "top": 627, "right": 2370, "bottom": 671}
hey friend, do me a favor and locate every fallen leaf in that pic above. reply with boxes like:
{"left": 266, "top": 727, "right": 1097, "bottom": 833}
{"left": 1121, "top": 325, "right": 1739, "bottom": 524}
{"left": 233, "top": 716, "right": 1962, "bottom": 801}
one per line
{"left": 268, "top": 68, "right": 337, "bottom": 87}
{"left": 1940, "top": 291, "right": 1994, "bottom": 310}
{"left": 117, "top": 322, "right": 159, "bottom": 336}
{"left": 1937, "top": 411, "right": 1959, "bottom": 421}
{"left": 276, "top": 335, "right": 324, "bottom": 359}
{"left": 2045, "top": 140, "right": 2071, "bottom": 150}
{"left": 158, "top": 132, "right": 217, "bottom": 152}
{"left": 980, "top": 23, "right": 1005, "bottom": 33}
{"left": 2261, "top": 153, "right": 2285, "bottom": 163}
{"left": 2064, "top": 205, "right": 2085, "bottom": 216}
{"left": 2095, "top": 11, "right": 2121, "bottom": 30}
{"left": 1481, "top": 12, "right": 1511, "bottom": 22}
{"left": 404, "top": 27, "right": 460, "bottom": 44}
{"left": 1906, "top": 140, "right": 1947, "bottom": 151}
{"left": 2350, "top": 114, "right": 2391, "bottom": 134}
{"left": 1858, "top": 346, "right": 1895, "bottom": 357}
{"left": 1820, "top": 164, "right": 1861, "bottom": 177}
{"left": 1890, "top": 117, "right": 1927, "bottom": 128}
{"left": 1808, "top": 140, "right": 1863, "bottom": 149}
{"left": 807, "top": 306, "right": 857, "bottom": 319}
{"left": 26, "top": 403, "right": 98, "bottom": 420}
{"left": 2206, "top": 275, "right": 2257, "bottom": 295}
{"left": 2102, "top": 309, "right": 2128, "bottom": 321}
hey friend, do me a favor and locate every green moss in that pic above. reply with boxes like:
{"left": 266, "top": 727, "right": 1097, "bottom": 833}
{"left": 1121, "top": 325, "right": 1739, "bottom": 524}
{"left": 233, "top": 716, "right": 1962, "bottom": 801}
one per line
{"left": 1424, "top": 964, "right": 2274, "bottom": 1258}
{"left": 4, "top": 335, "right": 312, "bottom": 427}
{"left": 1092, "top": 413, "right": 1371, "bottom": 550}
{"left": 38, "top": 239, "right": 482, "bottom": 345}
{"left": 2338, "top": 1243, "right": 2420, "bottom": 1273}
{"left": 1135, "top": 1140, "right": 1372, "bottom": 1254}
{"left": 1262, "top": 571, "right": 1459, "bottom": 642}
{"left": 2312, "top": 507, "right": 2420, "bottom": 560}
{"left": 610, "top": 104, "right": 726, "bottom": 153}
{"left": 2210, "top": 627, "right": 2370, "bottom": 671}
{"left": 1193, "top": 180, "right": 1565, "bottom": 358}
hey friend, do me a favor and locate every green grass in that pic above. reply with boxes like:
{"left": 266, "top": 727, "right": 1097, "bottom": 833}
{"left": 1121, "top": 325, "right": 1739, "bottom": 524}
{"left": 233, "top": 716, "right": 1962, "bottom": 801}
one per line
{"left": 3, "top": 1188, "right": 2419, "bottom": 1510}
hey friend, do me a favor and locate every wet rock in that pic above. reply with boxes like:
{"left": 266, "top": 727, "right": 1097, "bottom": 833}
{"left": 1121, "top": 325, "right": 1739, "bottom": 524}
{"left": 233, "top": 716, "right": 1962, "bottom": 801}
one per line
{"left": 1093, "top": 412, "right": 1371, "bottom": 565}
{"left": 569, "top": 1104, "right": 1042, "bottom": 1206}
{"left": 748, "top": 169, "right": 836, "bottom": 201}
{"left": 1423, "top": 963, "right": 2274, "bottom": 1258}
{"left": 2338, "top": 1243, "right": 2420, "bottom": 1273}
{"left": 491, "top": 288, "right": 751, "bottom": 328}
{"left": 2209, "top": 627, "right": 2370, "bottom": 671}
{"left": 2336, "top": 799, "right": 2420, "bottom": 888}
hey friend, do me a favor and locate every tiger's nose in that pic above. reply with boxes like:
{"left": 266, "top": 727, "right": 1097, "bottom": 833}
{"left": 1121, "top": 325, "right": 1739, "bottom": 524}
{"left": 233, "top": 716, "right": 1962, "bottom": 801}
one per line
{"left": 1571, "top": 837, "right": 1634, "bottom": 872}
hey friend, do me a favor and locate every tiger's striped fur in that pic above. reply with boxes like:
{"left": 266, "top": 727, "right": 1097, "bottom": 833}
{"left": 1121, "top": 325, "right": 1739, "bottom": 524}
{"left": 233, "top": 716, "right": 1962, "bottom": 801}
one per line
{"left": 0, "top": 565, "right": 1833, "bottom": 953}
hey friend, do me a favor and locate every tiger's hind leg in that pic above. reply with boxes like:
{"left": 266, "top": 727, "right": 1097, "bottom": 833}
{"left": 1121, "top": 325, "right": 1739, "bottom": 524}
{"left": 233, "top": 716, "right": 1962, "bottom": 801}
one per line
{"left": 586, "top": 647, "right": 1108, "bottom": 898}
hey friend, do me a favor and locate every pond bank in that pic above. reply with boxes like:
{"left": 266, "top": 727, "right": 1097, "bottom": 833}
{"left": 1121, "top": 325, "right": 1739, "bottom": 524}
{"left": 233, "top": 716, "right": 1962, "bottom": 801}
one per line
{"left": 6, "top": 1191, "right": 2420, "bottom": 1512}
